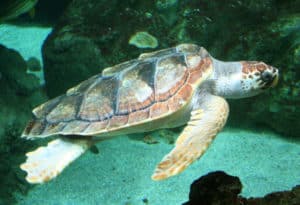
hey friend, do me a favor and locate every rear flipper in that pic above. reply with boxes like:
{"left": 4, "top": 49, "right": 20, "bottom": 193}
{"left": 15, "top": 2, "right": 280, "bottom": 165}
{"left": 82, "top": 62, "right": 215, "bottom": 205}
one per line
{"left": 20, "top": 138, "right": 92, "bottom": 184}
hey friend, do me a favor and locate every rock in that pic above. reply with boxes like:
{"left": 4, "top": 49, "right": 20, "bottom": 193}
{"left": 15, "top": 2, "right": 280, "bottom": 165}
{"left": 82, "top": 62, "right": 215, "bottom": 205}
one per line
{"left": 26, "top": 57, "right": 42, "bottom": 72}
{"left": 0, "top": 45, "right": 46, "bottom": 135}
{"left": 0, "top": 44, "right": 47, "bottom": 131}
{"left": 183, "top": 171, "right": 242, "bottom": 205}
{"left": 184, "top": 171, "right": 300, "bottom": 205}
{"left": 245, "top": 185, "right": 300, "bottom": 205}
{"left": 0, "top": 44, "right": 40, "bottom": 95}
{"left": 34, "top": 0, "right": 72, "bottom": 24}
{"left": 0, "top": 124, "right": 36, "bottom": 205}
{"left": 43, "top": 31, "right": 106, "bottom": 97}
{"left": 0, "top": 44, "right": 47, "bottom": 204}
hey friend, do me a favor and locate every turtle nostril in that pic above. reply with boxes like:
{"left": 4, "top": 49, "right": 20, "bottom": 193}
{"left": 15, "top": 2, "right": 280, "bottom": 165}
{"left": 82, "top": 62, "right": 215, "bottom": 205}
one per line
{"left": 261, "top": 71, "right": 273, "bottom": 82}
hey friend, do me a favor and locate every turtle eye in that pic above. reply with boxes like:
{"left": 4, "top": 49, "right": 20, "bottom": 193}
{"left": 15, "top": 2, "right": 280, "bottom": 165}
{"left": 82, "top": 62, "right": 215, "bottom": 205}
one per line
{"left": 261, "top": 70, "right": 273, "bottom": 83}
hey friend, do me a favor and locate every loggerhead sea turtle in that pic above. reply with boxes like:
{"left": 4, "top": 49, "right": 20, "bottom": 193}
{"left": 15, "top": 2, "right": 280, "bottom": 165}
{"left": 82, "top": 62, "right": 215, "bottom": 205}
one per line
{"left": 20, "top": 44, "right": 279, "bottom": 184}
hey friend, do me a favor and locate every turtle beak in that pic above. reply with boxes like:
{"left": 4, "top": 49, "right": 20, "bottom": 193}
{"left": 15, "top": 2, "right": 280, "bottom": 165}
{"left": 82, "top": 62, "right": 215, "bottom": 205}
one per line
{"left": 270, "top": 74, "right": 279, "bottom": 87}
{"left": 270, "top": 67, "right": 279, "bottom": 87}
{"left": 261, "top": 66, "right": 279, "bottom": 88}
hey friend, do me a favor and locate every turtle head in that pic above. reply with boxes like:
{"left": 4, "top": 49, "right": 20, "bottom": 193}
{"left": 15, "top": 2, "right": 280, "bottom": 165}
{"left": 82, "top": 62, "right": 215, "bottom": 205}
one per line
{"left": 211, "top": 60, "right": 279, "bottom": 99}
{"left": 241, "top": 61, "right": 279, "bottom": 92}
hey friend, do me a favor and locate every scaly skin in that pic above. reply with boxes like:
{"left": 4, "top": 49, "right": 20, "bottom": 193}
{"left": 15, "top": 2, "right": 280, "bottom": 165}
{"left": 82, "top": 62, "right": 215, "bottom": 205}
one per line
{"left": 208, "top": 58, "right": 278, "bottom": 98}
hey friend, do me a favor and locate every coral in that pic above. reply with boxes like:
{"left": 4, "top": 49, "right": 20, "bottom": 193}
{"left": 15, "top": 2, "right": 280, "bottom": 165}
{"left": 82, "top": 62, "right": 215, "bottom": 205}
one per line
{"left": 129, "top": 31, "right": 158, "bottom": 48}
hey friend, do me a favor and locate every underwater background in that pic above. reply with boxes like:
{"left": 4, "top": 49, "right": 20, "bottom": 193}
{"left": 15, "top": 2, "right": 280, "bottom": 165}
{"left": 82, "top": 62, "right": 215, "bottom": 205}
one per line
{"left": 0, "top": 0, "right": 299, "bottom": 204}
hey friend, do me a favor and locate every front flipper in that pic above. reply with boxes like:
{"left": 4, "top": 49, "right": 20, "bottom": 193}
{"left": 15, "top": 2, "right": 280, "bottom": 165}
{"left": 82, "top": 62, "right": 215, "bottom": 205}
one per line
{"left": 20, "top": 138, "right": 92, "bottom": 184}
{"left": 152, "top": 95, "right": 229, "bottom": 180}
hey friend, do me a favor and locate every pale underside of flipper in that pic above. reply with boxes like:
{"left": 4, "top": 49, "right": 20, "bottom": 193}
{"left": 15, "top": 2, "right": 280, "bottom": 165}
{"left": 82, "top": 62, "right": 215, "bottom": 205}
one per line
{"left": 152, "top": 94, "right": 229, "bottom": 180}
{"left": 20, "top": 138, "right": 91, "bottom": 184}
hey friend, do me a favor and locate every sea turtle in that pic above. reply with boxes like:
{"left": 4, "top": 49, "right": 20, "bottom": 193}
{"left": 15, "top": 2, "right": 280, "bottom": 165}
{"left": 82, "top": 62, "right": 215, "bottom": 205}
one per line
{"left": 20, "top": 44, "right": 279, "bottom": 184}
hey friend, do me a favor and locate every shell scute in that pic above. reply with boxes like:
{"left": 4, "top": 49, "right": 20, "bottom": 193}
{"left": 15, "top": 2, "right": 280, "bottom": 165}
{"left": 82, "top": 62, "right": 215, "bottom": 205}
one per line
{"left": 155, "top": 54, "right": 188, "bottom": 101}
{"left": 83, "top": 120, "right": 109, "bottom": 135}
{"left": 109, "top": 115, "right": 129, "bottom": 128}
{"left": 176, "top": 44, "right": 201, "bottom": 54}
{"left": 116, "top": 60, "right": 155, "bottom": 115}
{"left": 32, "top": 95, "right": 63, "bottom": 119}
{"left": 23, "top": 44, "right": 213, "bottom": 138}
{"left": 138, "top": 47, "right": 176, "bottom": 60}
{"left": 102, "top": 59, "right": 138, "bottom": 76}
{"left": 46, "top": 95, "right": 81, "bottom": 123}
{"left": 150, "top": 101, "right": 170, "bottom": 118}
{"left": 61, "top": 120, "right": 90, "bottom": 134}
{"left": 128, "top": 109, "right": 150, "bottom": 124}
{"left": 79, "top": 76, "right": 117, "bottom": 121}
{"left": 66, "top": 74, "right": 100, "bottom": 95}
{"left": 43, "top": 122, "right": 67, "bottom": 135}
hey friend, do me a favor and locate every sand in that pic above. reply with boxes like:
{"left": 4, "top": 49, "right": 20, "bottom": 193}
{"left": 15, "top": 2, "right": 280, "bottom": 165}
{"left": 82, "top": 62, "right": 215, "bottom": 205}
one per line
{"left": 15, "top": 128, "right": 300, "bottom": 205}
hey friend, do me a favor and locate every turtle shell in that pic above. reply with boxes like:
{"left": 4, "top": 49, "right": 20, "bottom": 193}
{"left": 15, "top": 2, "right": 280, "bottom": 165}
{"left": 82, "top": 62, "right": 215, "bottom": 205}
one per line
{"left": 22, "top": 44, "right": 213, "bottom": 139}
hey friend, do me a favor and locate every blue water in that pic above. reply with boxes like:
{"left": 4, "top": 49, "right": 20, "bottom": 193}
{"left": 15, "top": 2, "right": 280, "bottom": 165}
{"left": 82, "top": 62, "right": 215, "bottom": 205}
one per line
{"left": 0, "top": 4, "right": 299, "bottom": 203}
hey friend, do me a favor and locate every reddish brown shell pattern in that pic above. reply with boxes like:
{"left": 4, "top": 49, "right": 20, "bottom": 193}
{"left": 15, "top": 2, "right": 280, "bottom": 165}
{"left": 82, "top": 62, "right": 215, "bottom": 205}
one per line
{"left": 23, "top": 44, "right": 213, "bottom": 138}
